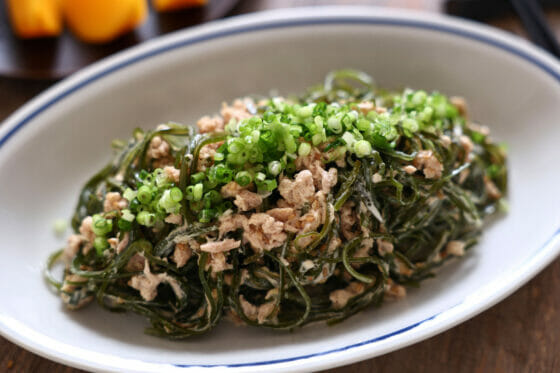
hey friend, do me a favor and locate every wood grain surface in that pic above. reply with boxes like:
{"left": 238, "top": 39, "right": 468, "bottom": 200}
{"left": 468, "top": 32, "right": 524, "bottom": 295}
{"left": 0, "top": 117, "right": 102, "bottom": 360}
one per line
{"left": 1, "top": 1, "right": 560, "bottom": 372}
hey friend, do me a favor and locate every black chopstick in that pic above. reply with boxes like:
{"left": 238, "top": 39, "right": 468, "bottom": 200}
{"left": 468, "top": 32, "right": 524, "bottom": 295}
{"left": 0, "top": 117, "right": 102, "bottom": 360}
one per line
{"left": 524, "top": 0, "right": 560, "bottom": 52}
{"left": 510, "top": 0, "right": 560, "bottom": 57}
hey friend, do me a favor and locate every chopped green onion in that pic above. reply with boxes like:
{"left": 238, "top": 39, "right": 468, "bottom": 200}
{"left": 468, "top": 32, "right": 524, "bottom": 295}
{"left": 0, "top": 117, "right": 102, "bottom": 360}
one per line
{"left": 354, "top": 140, "right": 372, "bottom": 158}
{"left": 92, "top": 214, "right": 113, "bottom": 236}
{"left": 342, "top": 131, "right": 356, "bottom": 149}
{"left": 285, "top": 161, "right": 297, "bottom": 174}
{"left": 251, "top": 129, "right": 261, "bottom": 142}
{"left": 257, "top": 179, "right": 278, "bottom": 192}
{"left": 402, "top": 118, "right": 419, "bottom": 136}
{"left": 418, "top": 106, "right": 434, "bottom": 122}
{"left": 235, "top": 171, "right": 252, "bottom": 187}
{"left": 170, "top": 187, "right": 183, "bottom": 202}
{"left": 204, "top": 178, "right": 218, "bottom": 191}
{"left": 268, "top": 161, "right": 282, "bottom": 176}
{"left": 137, "top": 211, "right": 156, "bottom": 227}
{"left": 366, "top": 111, "right": 378, "bottom": 121}
{"left": 186, "top": 186, "right": 195, "bottom": 201}
{"left": 53, "top": 219, "right": 67, "bottom": 237}
{"left": 198, "top": 209, "right": 216, "bottom": 223}
{"left": 154, "top": 168, "right": 169, "bottom": 187}
{"left": 356, "top": 118, "right": 371, "bottom": 132}
{"left": 192, "top": 183, "right": 203, "bottom": 202}
{"left": 138, "top": 170, "right": 149, "bottom": 180}
{"left": 159, "top": 190, "right": 173, "bottom": 209}
{"left": 227, "top": 152, "right": 248, "bottom": 166}
{"left": 123, "top": 188, "right": 137, "bottom": 201}
{"left": 204, "top": 190, "right": 222, "bottom": 205}
{"left": 128, "top": 198, "right": 140, "bottom": 212}
{"left": 283, "top": 133, "right": 297, "bottom": 154}
{"left": 137, "top": 185, "right": 152, "bottom": 204}
{"left": 412, "top": 90, "right": 427, "bottom": 106}
{"left": 227, "top": 138, "right": 244, "bottom": 154}
{"left": 498, "top": 198, "right": 510, "bottom": 213}
{"left": 312, "top": 133, "right": 323, "bottom": 146}
{"left": 191, "top": 172, "right": 205, "bottom": 184}
{"left": 121, "top": 209, "right": 135, "bottom": 222}
{"left": 118, "top": 219, "right": 132, "bottom": 231}
{"left": 298, "top": 142, "right": 311, "bottom": 157}
{"left": 93, "top": 237, "right": 108, "bottom": 255}
{"left": 296, "top": 105, "right": 313, "bottom": 118}
{"left": 213, "top": 165, "right": 234, "bottom": 183}
{"left": 327, "top": 116, "right": 343, "bottom": 134}
{"left": 471, "top": 131, "right": 486, "bottom": 144}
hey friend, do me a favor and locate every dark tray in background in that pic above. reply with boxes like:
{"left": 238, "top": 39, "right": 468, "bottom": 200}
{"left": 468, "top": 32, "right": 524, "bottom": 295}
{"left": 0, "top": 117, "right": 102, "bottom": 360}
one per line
{"left": 0, "top": 0, "right": 239, "bottom": 80}
{"left": 445, "top": 0, "right": 560, "bottom": 20}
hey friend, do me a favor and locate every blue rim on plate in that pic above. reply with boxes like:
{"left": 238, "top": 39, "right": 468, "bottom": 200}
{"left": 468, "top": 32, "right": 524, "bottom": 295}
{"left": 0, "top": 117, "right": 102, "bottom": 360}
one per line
{"left": 1, "top": 12, "right": 559, "bottom": 371}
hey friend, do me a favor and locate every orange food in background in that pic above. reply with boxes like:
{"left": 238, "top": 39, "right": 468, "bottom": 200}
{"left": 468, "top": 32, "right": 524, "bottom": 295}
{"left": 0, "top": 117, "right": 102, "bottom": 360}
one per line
{"left": 153, "top": 0, "right": 207, "bottom": 12}
{"left": 6, "top": 0, "right": 209, "bottom": 43}
{"left": 61, "top": 0, "right": 148, "bottom": 43}
{"left": 6, "top": 0, "right": 63, "bottom": 38}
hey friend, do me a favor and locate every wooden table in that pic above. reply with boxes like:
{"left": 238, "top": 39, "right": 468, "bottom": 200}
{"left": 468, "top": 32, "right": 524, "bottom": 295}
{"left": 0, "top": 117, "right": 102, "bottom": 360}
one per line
{"left": 1, "top": 1, "right": 560, "bottom": 372}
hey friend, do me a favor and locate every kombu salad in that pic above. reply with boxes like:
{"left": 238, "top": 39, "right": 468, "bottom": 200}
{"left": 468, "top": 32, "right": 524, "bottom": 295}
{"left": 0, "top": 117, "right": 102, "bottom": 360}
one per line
{"left": 46, "top": 70, "right": 508, "bottom": 339}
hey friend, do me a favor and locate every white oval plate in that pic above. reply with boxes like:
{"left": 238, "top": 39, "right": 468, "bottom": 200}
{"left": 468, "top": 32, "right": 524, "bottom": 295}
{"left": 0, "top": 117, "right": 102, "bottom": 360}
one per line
{"left": 1, "top": 7, "right": 560, "bottom": 373}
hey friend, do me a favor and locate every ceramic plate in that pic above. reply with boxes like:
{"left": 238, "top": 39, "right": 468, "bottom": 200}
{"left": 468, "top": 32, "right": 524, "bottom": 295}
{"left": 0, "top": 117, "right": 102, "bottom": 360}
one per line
{"left": 1, "top": 7, "right": 559, "bottom": 372}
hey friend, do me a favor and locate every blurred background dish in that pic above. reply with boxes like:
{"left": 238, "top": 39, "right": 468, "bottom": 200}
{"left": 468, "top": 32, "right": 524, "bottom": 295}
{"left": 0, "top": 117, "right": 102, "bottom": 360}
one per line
{"left": 0, "top": 0, "right": 240, "bottom": 79}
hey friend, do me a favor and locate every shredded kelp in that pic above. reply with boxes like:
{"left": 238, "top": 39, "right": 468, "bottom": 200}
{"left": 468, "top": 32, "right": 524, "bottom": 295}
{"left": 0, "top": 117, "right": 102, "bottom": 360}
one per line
{"left": 46, "top": 70, "right": 507, "bottom": 338}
